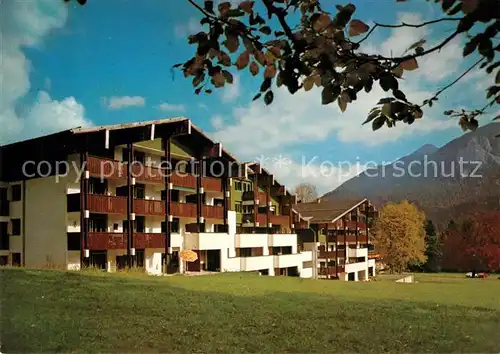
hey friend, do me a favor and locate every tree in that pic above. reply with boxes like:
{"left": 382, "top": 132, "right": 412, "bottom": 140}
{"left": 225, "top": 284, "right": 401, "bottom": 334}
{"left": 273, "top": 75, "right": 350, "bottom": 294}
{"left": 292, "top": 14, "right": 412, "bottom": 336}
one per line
{"left": 442, "top": 211, "right": 500, "bottom": 273}
{"left": 423, "top": 220, "right": 442, "bottom": 272}
{"left": 294, "top": 182, "right": 318, "bottom": 203}
{"left": 372, "top": 200, "right": 427, "bottom": 273}
{"left": 65, "top": 0, "right": 499, "bottom": 133}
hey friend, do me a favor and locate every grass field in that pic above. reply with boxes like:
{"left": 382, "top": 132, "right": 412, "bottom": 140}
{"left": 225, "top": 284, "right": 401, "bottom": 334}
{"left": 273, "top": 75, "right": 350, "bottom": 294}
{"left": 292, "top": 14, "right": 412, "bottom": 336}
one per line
{"left": 1, "top": 268, "right": 499, "bottom": 353}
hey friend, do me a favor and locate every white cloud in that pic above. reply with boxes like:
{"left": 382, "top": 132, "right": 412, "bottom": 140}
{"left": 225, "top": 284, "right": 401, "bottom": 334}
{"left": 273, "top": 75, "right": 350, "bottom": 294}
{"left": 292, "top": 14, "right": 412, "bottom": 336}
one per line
{"left": 255, "top": 155, "right": 367, "bottom": 194}
{"left": 0, "top": 0, "right": 91, "bottom": 145}
{"left": 103, "top": 96, "right": 146, "bottom": 110}
{"left": 220, "top": 74, "right": 241, "bottom": 103}
{"left": 156, "top": 102, "right": 186, "bottom": 112}
{"left": 211, "top": 115, "right": 225, "bottom": 130}
{"left": 174, "top": 17, "right": 202, "bottom": 38}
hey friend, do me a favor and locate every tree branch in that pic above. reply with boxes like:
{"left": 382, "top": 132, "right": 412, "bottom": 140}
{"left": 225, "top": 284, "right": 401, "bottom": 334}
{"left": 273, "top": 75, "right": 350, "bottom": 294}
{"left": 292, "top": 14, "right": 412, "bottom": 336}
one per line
{"left": 357, "top": 17, "right": 462, "bottom": 45}
{"left": 421, "top": 57, "right": 485, "bottom": 108}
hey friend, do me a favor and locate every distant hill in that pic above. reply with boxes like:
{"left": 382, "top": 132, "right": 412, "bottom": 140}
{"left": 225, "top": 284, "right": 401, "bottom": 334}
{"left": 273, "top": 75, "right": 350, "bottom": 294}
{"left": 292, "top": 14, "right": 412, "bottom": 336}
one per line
{"left": 323, "top": 123, "right": 500, "bottom": 228}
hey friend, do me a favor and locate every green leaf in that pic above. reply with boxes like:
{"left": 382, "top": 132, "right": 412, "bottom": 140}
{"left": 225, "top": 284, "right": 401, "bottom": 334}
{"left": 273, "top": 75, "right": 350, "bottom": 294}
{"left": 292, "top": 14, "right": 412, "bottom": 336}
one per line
{"left": 496, "top": 69, "right": 500, "bottom": 84}
{"left": 407, "top": 39, "right": 426, "bottom": 51}
{"left": 493, "top": 115, "right": 500, "bottom": 121}
{"left": 252, "top": 93, "right": 261, "bottom": 101}
{"left": 338, "top": 93, "right": 348, "bottom": 112}
{"left": 372, "top": 116, "right": 386, "bottom": 131}
{"left": 463, "top": 39, "right": 478, "bottom": 57}
{"left": 363, "top": 109, "right": 381, "bottom": 125}
{"left": 260, "top": 78, "right": 271, "bottom": 92}
{"left": 264, "top": 90, "right": 274, "bottom": 105}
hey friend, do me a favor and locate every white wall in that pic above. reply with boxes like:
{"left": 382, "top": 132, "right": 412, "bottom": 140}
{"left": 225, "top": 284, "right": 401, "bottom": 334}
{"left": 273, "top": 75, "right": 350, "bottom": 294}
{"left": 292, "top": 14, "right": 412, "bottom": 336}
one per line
{"left": 25, "top": 176, "right": 67, "bottom": 268}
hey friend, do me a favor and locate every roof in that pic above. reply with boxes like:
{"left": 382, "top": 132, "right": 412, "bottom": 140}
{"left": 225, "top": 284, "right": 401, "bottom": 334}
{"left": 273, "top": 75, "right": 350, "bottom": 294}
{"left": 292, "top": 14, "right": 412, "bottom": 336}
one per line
{"left": 293, "top": 198, "right": 367, "bottom": 223}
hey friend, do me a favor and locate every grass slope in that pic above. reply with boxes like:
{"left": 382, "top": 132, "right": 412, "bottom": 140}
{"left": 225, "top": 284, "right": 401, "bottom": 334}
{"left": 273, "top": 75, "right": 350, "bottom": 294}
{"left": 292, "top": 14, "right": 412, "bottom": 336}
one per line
{"left": 1, "top": 269, "right": 499, "bottom": 353}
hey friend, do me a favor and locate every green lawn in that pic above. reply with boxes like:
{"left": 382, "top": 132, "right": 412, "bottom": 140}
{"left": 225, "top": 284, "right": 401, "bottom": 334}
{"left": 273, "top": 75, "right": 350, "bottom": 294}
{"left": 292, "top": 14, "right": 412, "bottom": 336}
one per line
{"left": 1, "top": 268, "right": 499, "bottom": 353}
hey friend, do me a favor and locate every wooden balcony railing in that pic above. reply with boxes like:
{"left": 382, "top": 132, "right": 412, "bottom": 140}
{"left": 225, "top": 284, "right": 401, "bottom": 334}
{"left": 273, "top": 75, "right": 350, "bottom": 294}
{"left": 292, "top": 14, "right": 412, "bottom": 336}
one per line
{"left": 87, "top": 156, "right": 223, "bottom": 192}
{"left": 134, "top": 199, "right": 165, "bottom": 216}
{"left": 318, "top": 250, "right": 344, "bottom": 259}
{"left": 270, "top": 214, "right": 289, "bottom": 225}
{"left": 87, "top": 156, "right": 126, "bottom": 180}
{"left": 171, "top": 202, "right": 197, "bottom": 218}
{"left": 201, "top": 177, "right": 222, "bottom": 192}
{"left": 318, "top": 266, "right": 345, "bottom": 276}
{"left": 242, "top": 213, "right": 269, "bottom": 225}
{"left": 88, "top": 232, "right": 126, "bottom": 250}
{"left": 135, "top": 232, "right": 165, "bottom": 249}
{"left": 203, "top": 205, "right": 224, "bottom": 219}
{"left": 241, "top": 190, "right": 267, "bottom": 202}
{"left": 88, "top": 194, "right": 127, "bottom": 214}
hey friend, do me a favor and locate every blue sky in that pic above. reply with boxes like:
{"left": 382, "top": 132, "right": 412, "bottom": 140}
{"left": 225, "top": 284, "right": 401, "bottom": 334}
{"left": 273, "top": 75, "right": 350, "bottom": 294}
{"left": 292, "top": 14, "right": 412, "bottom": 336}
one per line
{"left": 1, "top": 0, "right": 497, "bottom": 193}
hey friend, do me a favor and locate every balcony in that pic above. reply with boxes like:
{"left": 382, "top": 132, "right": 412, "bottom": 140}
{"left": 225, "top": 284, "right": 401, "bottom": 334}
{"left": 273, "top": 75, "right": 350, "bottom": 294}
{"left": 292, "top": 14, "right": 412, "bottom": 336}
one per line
{"left": 87, "top": 156, "right": 223, "bottom": 192}
{"left": 242, "top": 190, "right": 268, "bottom": 203}
{"left": 135, "top": 232, "right": 165, "bottom": 249}
{"left": 273, "top": 253, "right": 311, "bottom": 269}
{"left": 134, "top": 199, "right": 165, "bottom": 216}
{"left": 242, "top": 213, "right": 267, "bottom": 226}
{"left": 270, "top": 214, "right": 290, "bottom": 226}
{"left": 184, "top": 231, "right": 231, "bottom": 250}
{"left": 203, "top": 205, "right": 224, "bottom": 219}
{"left": 171, "top": 202, "right": 197, "bottom": 218}
{"left": 88, "top": 232, "right": 127, "bottom": 250}
{"left": 348, "top": 247, "right": 368, "bottom": 258}
{"left": 239, "top": 255, "right": 274, "bottom": 272}
{"left": 318, "top": 265, "right": 345, "bottom": 276}
{"left": 318, "top": 249, "right": 345, "bottom": 259}
{"left": 88, "top": 194, "right": 127, "bottom": 214}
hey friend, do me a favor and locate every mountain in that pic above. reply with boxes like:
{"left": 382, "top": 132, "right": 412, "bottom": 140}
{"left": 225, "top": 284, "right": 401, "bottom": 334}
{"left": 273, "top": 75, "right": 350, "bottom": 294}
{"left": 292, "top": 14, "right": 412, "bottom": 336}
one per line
{"left": 323, "top": 123, "right": 500, "bottom": 228}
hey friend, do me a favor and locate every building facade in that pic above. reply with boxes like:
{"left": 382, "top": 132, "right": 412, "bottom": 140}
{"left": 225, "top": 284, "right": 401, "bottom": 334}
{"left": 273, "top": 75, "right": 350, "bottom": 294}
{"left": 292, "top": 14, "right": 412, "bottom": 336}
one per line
{"left": 294, "top": 199, "right": 379, "bottom": 281}
{"left": 0, "top": 118, "right": 312, "bottom": 277}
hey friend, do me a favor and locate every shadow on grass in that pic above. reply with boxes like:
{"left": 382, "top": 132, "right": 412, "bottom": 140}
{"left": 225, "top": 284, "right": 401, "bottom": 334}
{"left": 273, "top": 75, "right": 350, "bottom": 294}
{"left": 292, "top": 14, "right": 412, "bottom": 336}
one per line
{"left": 1, "top": 268, "right": 499, "bottom": 353}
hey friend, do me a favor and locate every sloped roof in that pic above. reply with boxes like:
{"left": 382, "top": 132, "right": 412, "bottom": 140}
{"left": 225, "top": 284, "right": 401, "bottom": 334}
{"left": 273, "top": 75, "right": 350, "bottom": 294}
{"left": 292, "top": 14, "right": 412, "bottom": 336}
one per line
{"left": 293, "top": 199, "right": 367, "bottom": 223}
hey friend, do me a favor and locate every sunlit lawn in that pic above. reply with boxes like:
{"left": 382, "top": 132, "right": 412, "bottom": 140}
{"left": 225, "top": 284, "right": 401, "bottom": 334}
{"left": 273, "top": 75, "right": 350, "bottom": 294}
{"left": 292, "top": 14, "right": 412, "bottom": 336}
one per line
{"left": 1, "top": 268, "right": 499, "bottom": 353}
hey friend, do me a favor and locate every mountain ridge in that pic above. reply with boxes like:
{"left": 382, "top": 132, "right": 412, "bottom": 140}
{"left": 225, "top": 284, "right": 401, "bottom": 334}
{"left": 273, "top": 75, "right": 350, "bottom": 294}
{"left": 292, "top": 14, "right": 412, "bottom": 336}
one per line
{"left": 323, "top": 123, "right": 500, "bottom": 228}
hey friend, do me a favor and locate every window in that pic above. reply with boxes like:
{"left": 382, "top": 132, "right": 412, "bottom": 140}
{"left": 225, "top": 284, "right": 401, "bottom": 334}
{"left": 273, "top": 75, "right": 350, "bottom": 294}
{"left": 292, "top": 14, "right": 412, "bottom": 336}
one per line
{"left": 0, "top": 255, "right": 8, "bottom": 266}
{"left": 0, "top": 222, "right": 8, "bottom": 250}
{"left": 11, "top": 219, "right": 21, "bottom": 236}
{"left": 235, "top": 181, "right": 242, "bottom": 191}
{"left": 89, "top": 214, "right": 107, "bottom": 232}
{"left": 161, "top": 218, "right": 180, "bottom": 233}
{"left": 89, "top": 177, "right": 107, "bottom": 195}
{"left": 161, "top": 190, "right": 179, "bottom": 202}
{"left": 244, "top": 183, "right": 252, "bottom": 192}
{"left": 0, "top": 188, "right": 7, "bottom": 201}
{"left": 11, "top": 185, "right": 21, "bottom": 201}
{"left": 67, "top": 233, "right": 80, "bottom": 251}
{"left": 242, "top": 205, "right": 252, "bottom": 214}
{"left": 12, "top": 253, "right": 21, "bottom": 266}
{"left": 235, "top": 202, "right": 242, "bottom": 213}
{"left": 134, "top": 184, "right": 145, "bottom": 199}
{"left": 135, "top": 216, "right": 145, "bottom": 233}
{"left": 133, "top": 151, "right": 145, "bottom": 164}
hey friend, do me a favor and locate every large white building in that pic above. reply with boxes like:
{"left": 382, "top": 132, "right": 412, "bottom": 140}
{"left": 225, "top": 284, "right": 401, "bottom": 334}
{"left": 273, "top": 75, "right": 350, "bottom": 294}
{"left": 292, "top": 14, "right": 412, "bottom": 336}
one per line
{"left": 0, "top": 118, "right": 313, "bottom": 278}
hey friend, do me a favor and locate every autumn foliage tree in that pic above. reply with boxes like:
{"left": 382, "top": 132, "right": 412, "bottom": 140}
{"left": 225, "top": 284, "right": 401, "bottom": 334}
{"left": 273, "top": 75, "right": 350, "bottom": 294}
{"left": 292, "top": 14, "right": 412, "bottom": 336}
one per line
{"left": 372, "top": 200, "right": 427, "bottom": 273}
{"left": 442, "top": 211, "right": 500, "bottom": 273}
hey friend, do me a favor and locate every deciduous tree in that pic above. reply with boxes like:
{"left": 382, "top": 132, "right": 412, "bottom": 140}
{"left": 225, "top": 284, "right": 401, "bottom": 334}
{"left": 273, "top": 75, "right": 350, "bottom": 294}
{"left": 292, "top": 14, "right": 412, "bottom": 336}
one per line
{"left": 442, "top": 211, "right": 500, "bottom": 272}
{"left": 294, "top": 182, "right": 318, "bottom": 203}
{"left": 372, "top": 200, "right": 427, "bottom": 273}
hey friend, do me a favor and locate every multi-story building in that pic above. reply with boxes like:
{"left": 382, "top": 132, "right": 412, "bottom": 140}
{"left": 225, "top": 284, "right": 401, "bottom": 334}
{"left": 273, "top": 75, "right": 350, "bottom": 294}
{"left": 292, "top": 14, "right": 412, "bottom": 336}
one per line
{"left": 0, "top": 118, "right": 313, "bottom": 277}
{"left": 293, "top": 198, "right": 379, "bottom": 281}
